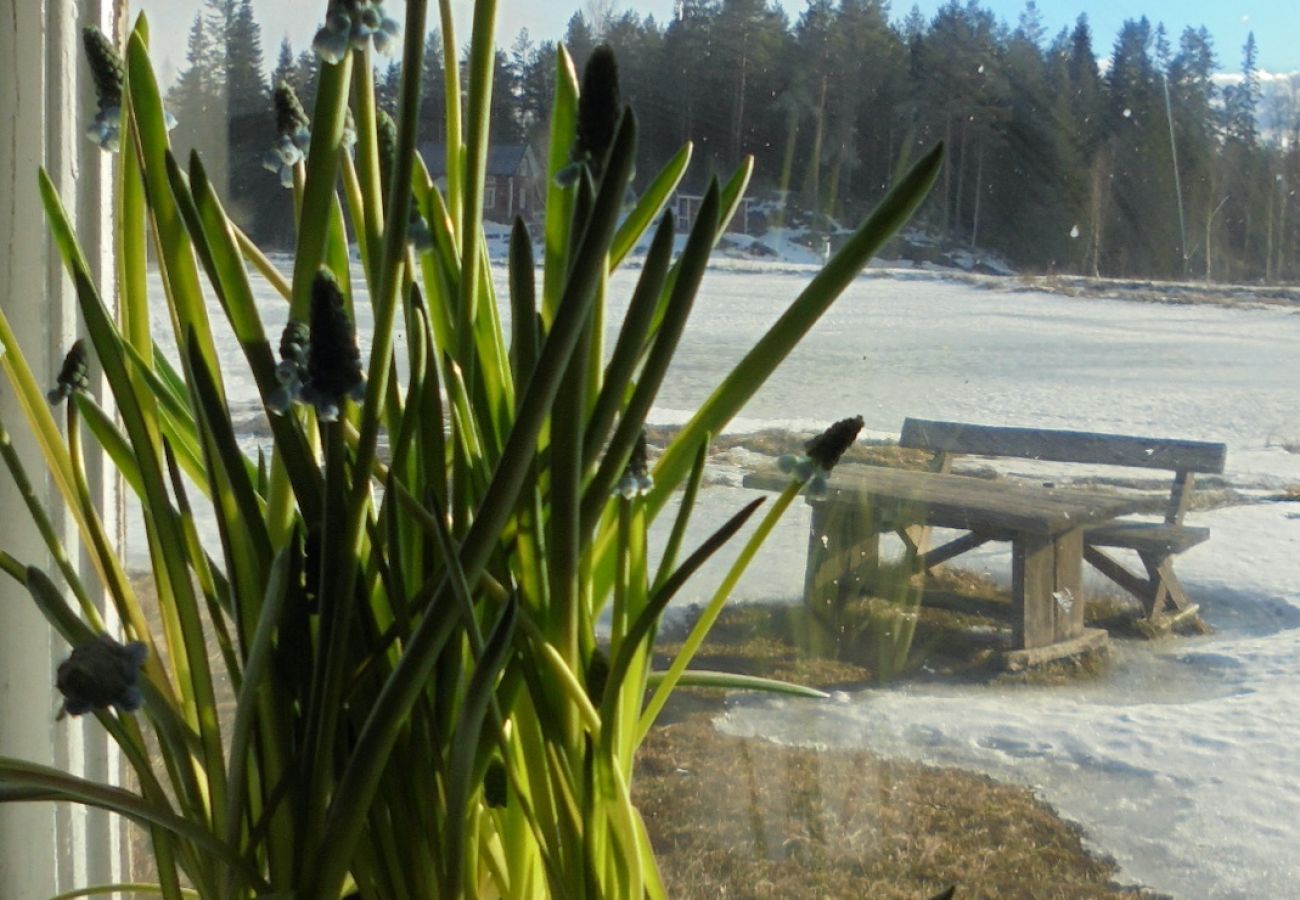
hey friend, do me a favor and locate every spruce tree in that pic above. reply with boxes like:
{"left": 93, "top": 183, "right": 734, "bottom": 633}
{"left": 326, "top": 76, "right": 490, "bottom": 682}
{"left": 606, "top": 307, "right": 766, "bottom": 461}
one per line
{"left": 222, "top": 0, "right": 272, "bottom": 237}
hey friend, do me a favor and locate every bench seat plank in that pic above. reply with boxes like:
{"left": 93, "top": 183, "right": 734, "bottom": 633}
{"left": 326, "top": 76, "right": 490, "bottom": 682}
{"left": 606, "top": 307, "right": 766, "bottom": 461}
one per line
{"left": 1085, "top": 522, "right": 1211, "bottom": 554}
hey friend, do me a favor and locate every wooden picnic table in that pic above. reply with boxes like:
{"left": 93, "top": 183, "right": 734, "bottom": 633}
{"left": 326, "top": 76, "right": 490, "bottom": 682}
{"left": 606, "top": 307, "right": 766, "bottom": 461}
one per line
{"left": 745, "top": 465, "right": 1145, "bottom": 666}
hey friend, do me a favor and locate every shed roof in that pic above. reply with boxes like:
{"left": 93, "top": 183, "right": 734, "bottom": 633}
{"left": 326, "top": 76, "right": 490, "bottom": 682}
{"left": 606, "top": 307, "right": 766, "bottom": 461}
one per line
{"left": 418, "top": 143, "right": 534, "bottom": 178}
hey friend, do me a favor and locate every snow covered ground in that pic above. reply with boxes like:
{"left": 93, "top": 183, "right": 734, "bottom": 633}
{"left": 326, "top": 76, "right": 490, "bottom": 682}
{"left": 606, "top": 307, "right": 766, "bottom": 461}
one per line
{"left": 644, "top": 271, "right": 1300, "bottom": 899}
{"left": 147, "top": 258, "right": 1300, "bottom": 897}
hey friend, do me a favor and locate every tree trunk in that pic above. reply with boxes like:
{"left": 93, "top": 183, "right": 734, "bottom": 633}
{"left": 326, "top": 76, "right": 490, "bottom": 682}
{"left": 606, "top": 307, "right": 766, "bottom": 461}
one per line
{"left": 806, "top": 75, "right": 829, "bottom": 223}
{"left": 953, "top": 119, "right": 968, "bottom": 241}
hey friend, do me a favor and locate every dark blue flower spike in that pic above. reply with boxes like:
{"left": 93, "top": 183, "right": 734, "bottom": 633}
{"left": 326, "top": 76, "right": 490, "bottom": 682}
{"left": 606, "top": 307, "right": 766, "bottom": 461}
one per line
{"left": 778, "top": 415, "right": 864, "bottom": 499}
{"left": 267, "top": 320, "right": 310, "bottom": 414}
{"left": 47, "top": 339, "right": 90, "bottom": 405}
{"left": 313, "top": 0, "right": 401, "bottom": 65}
{"left": 614, "top": 431, "right": 654, "bottom": 499}
{"left": 56, "top": 633, "right": 148, "bottom": 720}
{"left": 556, "top": 44, "right": 624, "bottom": 187}
{"left": 83, "top": 27, "right": 124, "bottom": 152}
{"left": 83, "top": 27, "right": 175, "bottom": 152}
{"left": 263, "top": 83, "right": 312, "bottom": 189}
{"left": 301, "top": 271, "right": 365, "bottom": 422}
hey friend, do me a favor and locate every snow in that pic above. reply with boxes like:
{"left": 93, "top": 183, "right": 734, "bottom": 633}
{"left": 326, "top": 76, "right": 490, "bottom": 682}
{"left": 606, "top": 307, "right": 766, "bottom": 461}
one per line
{"left": 142, "top": 255, "right": 1300, "bottom": 898}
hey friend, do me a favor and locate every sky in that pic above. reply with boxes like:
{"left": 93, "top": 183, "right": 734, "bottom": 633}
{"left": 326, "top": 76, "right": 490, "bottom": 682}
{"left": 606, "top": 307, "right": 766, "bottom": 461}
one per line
{"left": 139, "top": 0, "right": 1299, "bottom": 86}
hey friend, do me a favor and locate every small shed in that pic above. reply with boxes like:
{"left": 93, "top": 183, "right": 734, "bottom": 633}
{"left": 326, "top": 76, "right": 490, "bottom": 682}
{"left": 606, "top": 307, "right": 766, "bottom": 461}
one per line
{"left": 418, "top": 143, "right": 543, "bottom": 223}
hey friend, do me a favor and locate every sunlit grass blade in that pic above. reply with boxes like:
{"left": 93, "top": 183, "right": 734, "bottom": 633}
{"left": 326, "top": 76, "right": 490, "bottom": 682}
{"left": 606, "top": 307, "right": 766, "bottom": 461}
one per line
{"left": 653, "top": 436, "right": 709, "bottom": 592}
{"left": 291, "top": 54, "right": 353, "bottom": 318}
{"left": 542, "top": 46, "right": 580, "bottom": 325}
{"left": 443, "top": 594, "right": 518, "bottom": 899}
{"left": 645, "top": 142, "right": 944, "bottom": 516}
{"left": 581, "top": 182, "right": 719, "bottom": 535}
{"left": 583, "top": 210, "right": 675, "bottom": 470}
{"left": 600, "top": 497, "right": 765, "bottom": 744}
{"left": 0, "top": 757, "right": 265, "bottom": 891}
{"left": 639, "top": 482, "right": 802, "bottom": 739}
{"left": 125, "top": 34, "right": 221, "bottom": 392}
{"left": 221, "top": 543, "right": 296, "bottom": 896}
{"left": 48, "top": 885, "right": 200, "bottom": 900}
{"left": 646, "top": 670, "right": 829, "bottom": 698}
{"left": 183, "top": 331, "right": 273, "bottom": 636}
{"left": 609, "top": 143, "right": 691, "bottom": 268}
{"left": 0, "top": 413, "right": 103, "bottom": 627}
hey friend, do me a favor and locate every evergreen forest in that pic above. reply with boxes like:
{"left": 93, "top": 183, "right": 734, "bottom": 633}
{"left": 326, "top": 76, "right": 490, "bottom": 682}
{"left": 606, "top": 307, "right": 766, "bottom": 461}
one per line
{"left": 168, "top": 0, "right": 1300, "bottom": 282}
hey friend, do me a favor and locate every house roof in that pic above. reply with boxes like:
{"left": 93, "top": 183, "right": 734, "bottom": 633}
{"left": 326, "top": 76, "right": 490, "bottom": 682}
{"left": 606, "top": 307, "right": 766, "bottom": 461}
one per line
{"left": 418, "top": 143, "right": 534, "bottom": 178}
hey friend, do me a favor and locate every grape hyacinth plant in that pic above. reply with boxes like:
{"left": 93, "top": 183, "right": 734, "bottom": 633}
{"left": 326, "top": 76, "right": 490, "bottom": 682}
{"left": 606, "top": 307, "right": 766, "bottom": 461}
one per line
{"left": 0, "top": 2, "right": 941, "bottom": 896}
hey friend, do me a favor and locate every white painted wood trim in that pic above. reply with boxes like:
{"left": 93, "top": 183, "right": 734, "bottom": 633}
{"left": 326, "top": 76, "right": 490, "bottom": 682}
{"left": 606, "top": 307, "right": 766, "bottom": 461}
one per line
{"left": 0, "top": 0, "right": 124, "bottom": 894}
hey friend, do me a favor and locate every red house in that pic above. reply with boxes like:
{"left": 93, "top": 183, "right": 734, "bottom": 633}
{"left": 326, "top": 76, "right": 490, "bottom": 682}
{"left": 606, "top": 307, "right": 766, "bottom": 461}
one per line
{"left": 419, "top": 143, "right": 543, "bottom": 224}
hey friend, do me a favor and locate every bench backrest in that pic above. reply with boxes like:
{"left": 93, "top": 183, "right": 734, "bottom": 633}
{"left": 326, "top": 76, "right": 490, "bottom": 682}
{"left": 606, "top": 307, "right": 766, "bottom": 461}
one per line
{"left": 898, "top": 418, "right": 1228, "bottom": 524}
{"left": 900, "top": 419, "right": 1226, "bottom": 472}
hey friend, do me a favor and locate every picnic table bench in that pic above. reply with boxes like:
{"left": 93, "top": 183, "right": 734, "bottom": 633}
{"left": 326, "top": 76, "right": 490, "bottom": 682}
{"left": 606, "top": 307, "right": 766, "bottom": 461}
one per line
{"left": 742, "top": 419, "right": 1226, "bottom": 667}
{"left": 746, "top": 465, "right": 1142, "bottom": 666}
{"left": 899, "top": 418, "right": 1227, "bottom": 631}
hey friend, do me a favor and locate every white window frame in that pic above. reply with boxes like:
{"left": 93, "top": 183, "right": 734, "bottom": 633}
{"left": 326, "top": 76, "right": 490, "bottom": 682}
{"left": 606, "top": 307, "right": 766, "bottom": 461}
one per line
{"left": 1, "top": 0, "right": 125, "bottom": 894}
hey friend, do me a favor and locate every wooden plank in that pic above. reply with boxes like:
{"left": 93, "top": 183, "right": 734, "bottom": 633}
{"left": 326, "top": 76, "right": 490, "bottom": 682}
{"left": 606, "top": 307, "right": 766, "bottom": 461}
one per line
{"left": 1013, "top": 533, "right": 1057, "bottom": 649}
{"left": 1004, "top": 628, "right": 1109, "bottom": 671}
{"left": 900, "top": 418, "right": 1227, "bottom": 474}
{"left": 1165, "top": 470, "right": 1196, "bottom": 524}
{"left": 925, "top": 531, "right": 995, "bottom": 569}
{"left": 1086, "top": 522, "right": 1211, "bottom": 553}
{"left": 1083, "top": 544, "right": 1154, "bottom": 604}
{"left": 1140, "top": 552, "right": 1196, "bottom": 615}
{"left": 823, "top": 466, "right": 1139, "bottom": 535}
{"left": 804, "top": 500, "right": 879, "bottom": 613}
{"left": 1053, "top": 529, "right": 1086, "bottom": 642}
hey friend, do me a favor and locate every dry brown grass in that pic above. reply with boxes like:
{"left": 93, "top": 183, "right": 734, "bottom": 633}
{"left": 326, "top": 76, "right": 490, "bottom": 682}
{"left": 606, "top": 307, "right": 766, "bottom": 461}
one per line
{"left": 635, "top": 715, "right": 1162, "bottom": 898}
{"left": 634, "top": 577, "right": 1173, "bottom": 896}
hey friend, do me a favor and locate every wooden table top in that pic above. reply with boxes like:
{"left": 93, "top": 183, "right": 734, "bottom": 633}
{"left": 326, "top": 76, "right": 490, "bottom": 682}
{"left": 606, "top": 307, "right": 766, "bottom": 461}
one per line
{"left": 744, "top": 465, "right": 1144, "bottom": 536}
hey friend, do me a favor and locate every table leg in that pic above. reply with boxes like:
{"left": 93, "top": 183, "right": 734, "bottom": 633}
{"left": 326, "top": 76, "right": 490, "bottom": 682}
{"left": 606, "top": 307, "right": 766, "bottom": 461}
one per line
{"left": 1012, "top": 529, "right": 1086, "bottom": 649}
{"left": 1054, "top": 528, "right": 1085, "bottom": 642}
{"left": 804, "top": 500, "right": 880, "bottom": 614}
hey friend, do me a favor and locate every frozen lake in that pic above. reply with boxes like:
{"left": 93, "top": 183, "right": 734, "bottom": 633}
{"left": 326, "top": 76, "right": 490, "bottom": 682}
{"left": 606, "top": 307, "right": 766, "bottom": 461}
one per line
{"left": 148, "top": 263, "right": 1300, "bottom": 897}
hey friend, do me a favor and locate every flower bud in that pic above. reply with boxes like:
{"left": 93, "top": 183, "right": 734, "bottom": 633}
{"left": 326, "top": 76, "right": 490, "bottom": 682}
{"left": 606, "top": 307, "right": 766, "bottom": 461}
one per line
{"left": 302, "top": 271, "right": 365, "bottom": 421}
{"left": 56, "top": 634, "right": 147, "bottom": 718}
{"left": 47, "top": 339, "right": 90, "bottom": 405}
{"left": 804, "top": 415, "right": 863, "bottom": 474}
{"left": 274, "top": 82, "right": 311, "bottom": 138}
{"left": 82, "top": 27, "right": 124, "bottom": 112}
{"left": 575, "top": 44, "right": 623, "bottom": 171}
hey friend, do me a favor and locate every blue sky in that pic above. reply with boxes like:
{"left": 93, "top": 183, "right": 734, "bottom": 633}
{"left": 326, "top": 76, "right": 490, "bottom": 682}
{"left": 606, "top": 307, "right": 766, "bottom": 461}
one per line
{"left": 140, "top": 0, "right": 1298, "bottom": 83}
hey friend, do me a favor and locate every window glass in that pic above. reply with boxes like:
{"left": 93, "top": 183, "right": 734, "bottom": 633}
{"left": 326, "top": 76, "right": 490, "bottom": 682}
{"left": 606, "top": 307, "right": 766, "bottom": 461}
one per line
{"left": 129, "top": 2, "right": 1300, "bottom": 897}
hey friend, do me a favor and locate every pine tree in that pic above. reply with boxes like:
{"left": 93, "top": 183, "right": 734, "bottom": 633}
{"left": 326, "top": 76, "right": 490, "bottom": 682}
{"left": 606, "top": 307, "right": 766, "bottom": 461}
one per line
{"left": 516, "top": 36, "right": 557, "bottom": 144}
{"left": 490, "top": 49, "right": 524, "bottom": 144}
{"left": 221, "top": 0, "right": 272, "bottom": 236}
{"left": 1219, "top": 33, "right": 1265, "bottom": 278}
{"left": 564, "top": 13, "right": 597, "bottom": 75}
{"left": 167, "top": 12, "right": 227, "bottom": 190}
{"left": 1224, "top": 32, "right": 1260, "bottom": 146}
{"left": 271, "top": 37, "right": 295, "bottom": 94}
{"left": 1167, "top": 26, "right": 1219, "bottom": 275}
{"left": 419, "top": 30, "right": 446, "bottom": 145}
{"left": 292, "top": 49, "right": 321, "bottom": 112}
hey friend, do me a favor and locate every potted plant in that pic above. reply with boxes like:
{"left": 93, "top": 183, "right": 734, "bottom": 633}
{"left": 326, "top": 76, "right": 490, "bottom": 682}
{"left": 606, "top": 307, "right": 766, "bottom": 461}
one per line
{"left": 0, "top": 0, "right": 940, "bottom": 895}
